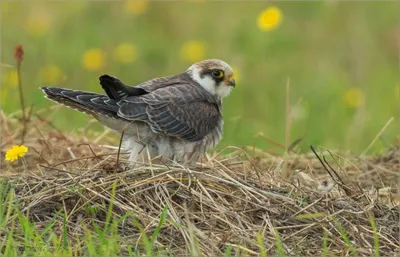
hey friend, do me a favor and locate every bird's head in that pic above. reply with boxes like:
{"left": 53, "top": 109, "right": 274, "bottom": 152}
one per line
{"left": 186, "top": 59, "right": 235, "bottom": 98}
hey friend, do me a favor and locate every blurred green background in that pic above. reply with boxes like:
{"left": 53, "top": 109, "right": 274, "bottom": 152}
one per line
{"left": 1, "top": 1, "right": 399, "bottom": 154}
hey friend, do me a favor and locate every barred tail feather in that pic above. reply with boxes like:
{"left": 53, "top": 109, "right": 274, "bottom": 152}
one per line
{"left": 40, "top": 87, "right": 119, "bottom": 119}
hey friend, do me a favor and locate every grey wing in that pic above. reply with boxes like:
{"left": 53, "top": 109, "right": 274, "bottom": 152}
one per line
{"left": 135, "top": 75, "right": 181, "bottom": 92}
{"left": 98, "top": 74, "right": 187, "bottom": 100}
{"left": 117, "top": 84, "right": 222, "bottom": 142}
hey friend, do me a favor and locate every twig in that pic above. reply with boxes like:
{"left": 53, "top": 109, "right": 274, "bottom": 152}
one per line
{"left": 283, "top": 77, "right": 291, "bottom": 178}
{"left": 360, "top": 117, "right": 394, "bottom": 157}
{"left": 322, "top": 156, "right": 355, "bottom": 197}
{"left": 310, "top": 145, "right": 341, "bottom": 185}
{"left": 77, "top": 143, "right": 99, "bottom": 159}
{"left": 285, "top": 77, "right": 291, "bottom": 154}
{"left": 29, "top": 146, "right": 50, "bottom": 165}
{"left": 283, "top": 197, "right": 324, "bottom": 222}
{"left": 26, "top": 104, "right": 34, "bottom": 122}
{"left": 20, "top": 104, "right": 34, "bottom": 143}
{"left": 116, "top": 130, "right": 125, "bottom": 169}
{"left": 32, "top": 121, "right": 53, "bottom": 154}
{"left": 14, "top": 45, "right": 26, "bottom": 143}
{"left": 322, "top": 156, "right": 345, "bottom": 186}
{"left": 34, "top": 113, "right": 68, "bottom": 140}
{"left": 288, "top": 138, "right": 303, "bottom": 152}
{"left": 51, "top": 152, "right": 128, "bottom": 167}
{"left": 256, "top": 132, "right": 286, "bottom": 150}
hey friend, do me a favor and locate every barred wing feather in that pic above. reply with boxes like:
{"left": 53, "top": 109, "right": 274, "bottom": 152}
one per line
{"left": 118, "top": 84, "right": 221, "bottom": 142}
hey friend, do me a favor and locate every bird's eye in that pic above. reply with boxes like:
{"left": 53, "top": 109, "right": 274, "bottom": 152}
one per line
{"left": 211, "top": 70, "right": 224, "bottom": 79}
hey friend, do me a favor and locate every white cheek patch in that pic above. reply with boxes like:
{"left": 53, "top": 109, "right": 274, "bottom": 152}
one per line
{"left": 190, "top": 69, "right": 217, "bottom": 95}
{"left": 215, "top": 84, "right": 232, "bottom": 98}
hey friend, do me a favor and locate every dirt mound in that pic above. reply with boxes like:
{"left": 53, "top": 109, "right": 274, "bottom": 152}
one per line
{"left": 1, "top": 109, "right": 399, "bottom": 256}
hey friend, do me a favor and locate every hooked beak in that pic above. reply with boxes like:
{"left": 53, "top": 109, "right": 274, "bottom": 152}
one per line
{"left": 225, "top": 76, "right": 236, "bottom": 87}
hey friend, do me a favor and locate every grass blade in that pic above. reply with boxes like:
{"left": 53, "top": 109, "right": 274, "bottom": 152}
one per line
{"left": 224, "top": 244, "right": 233, "bottom": 256}
{"left": 369, "top": 215, "right": 380, "bottom": 257}
{"left": 130, "top": 212, "right": 152, "bottom": 256}
{"left": 322, "top": 229, "right": 329, "bottom": 256}
{"left": 150, "top": 205, "right": 168, "bottom": 248}
{"left": 274, "top": 229, "right": 285, "bottom": 256}
{"left": 62, "top": 213, "right": 68, "bottom": 251}
{"left": 335, "top": 220, "right": 357, "bottom": 256}
{"left": 257, "top": 231, "right": 267, "bottom": 257}
{"left": 104, "top": 180, "right": 118, "bottom": 233}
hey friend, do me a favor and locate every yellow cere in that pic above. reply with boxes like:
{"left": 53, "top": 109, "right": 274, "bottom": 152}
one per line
{"left": 113, "top": 43, "right": 137, "bottom": 64}
{"left": 180, "top": 41, "right": 206, "bottom": 63}
{"left": 124, "top": 0, "right": 149, "bottom": 15}
{"left": 39, "top": 65, "right": 64, "bottom": 84}
{"left": 82, "top": 48, "right": 105, "bottom": 71}
{"left": 5, "top": 145, "right": 28, "bottom": 162}
{"left": 343, "top": 88, "right": 364, "bottom": 108}
{"left": 257, "top": 6, "right": 282, "bottom": 32}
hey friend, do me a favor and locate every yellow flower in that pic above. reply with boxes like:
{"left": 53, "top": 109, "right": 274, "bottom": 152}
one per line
{"left": 180, "top": 41, "right": 206, "bottom": 63}
{"left": 113, "top": 43, "right": 137, "bottom": 64}
{"left": 343, "top": 88, "right": 364, "bottom": 108}
{"left": 124, "top": 0, "right": 149, "bottom": 15}
{"left": 257, "top": 6, "right": 282, "bottom": 31}
{"left": 1, "top": 71, "right": 18, "bottom": 87}
{"left": 39, "top": 65, "right": 64, "bottom": 84}
{"left": 25, "top": 10, "right": 52, "bottom": 37}
{"left": 5, "top": 145, "right": 28, "bottom": 162}
{"left": 82, "top": 48, "right": 105, "bottom": 71}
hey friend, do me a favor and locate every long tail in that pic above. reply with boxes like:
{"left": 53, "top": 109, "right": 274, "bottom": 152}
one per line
{"left": 40, "top": 87, "right": 120, "bottom": 119}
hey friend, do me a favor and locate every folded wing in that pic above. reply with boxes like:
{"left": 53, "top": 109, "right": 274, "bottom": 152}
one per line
{"left": 118, "top": 84, "right": 221, "bottom": 142}
{"left": 42, "top": 79, "right": 221, "bottom": 142}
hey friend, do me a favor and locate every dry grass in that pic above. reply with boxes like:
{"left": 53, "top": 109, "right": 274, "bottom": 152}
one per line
{"left": 1, "top": 108, "right": 399, "bottom": 256}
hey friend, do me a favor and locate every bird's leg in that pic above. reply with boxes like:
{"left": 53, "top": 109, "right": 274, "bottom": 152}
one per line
{"left": 123, "top": 137, "right": 146, "bottom": 163}
{"left": 128, "top": 144, "right": 145, "bottom": 162}
{"left": 137, "top": 141, "right": 147, "bottom": 155}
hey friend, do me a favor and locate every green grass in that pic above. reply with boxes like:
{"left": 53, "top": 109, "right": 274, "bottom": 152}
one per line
{"left": 257, "top": 231, "right": 267, "bottom": 257}
{"left": 274, "top": 229, "right": 285, "bottom": 256}
{"left": 322, "top": 229, "right": 329, "bottom": 257}
{"left": 0, "top": 178, "right": 295, "bottom": 256}
{"left": 369, "top": 215, "right": 380, "bottom": 257}
{"left": 335, "top": 219, "right": 358, "bottom": 256}
{"left": 1, "top": 155, "right": 394, "bottom": 257}
{"left": 1, "top": 1, "right": 399, "bottom": 154}
{"left": 0, "top": 179, "right": 170, "bottom": 256}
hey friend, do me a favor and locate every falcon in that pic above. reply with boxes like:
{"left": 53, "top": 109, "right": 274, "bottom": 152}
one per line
{"left": 41, "top": 59, "right": 235, "bottom": 163}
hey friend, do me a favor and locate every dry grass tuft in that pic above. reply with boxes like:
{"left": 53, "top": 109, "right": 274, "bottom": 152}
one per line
{"left": 1, "top": 108, "right": 399, "bottom": 256}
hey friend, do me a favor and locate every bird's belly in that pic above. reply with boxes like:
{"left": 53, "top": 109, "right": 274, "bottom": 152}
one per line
{"left": 153, "top": 120, "right": 224, "bottom": 162}
{"left": 150, "top": 138, "right": 199, "bottom": 162}
{"left": 100, "top": 118, "right": 223, "bottom": 163}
